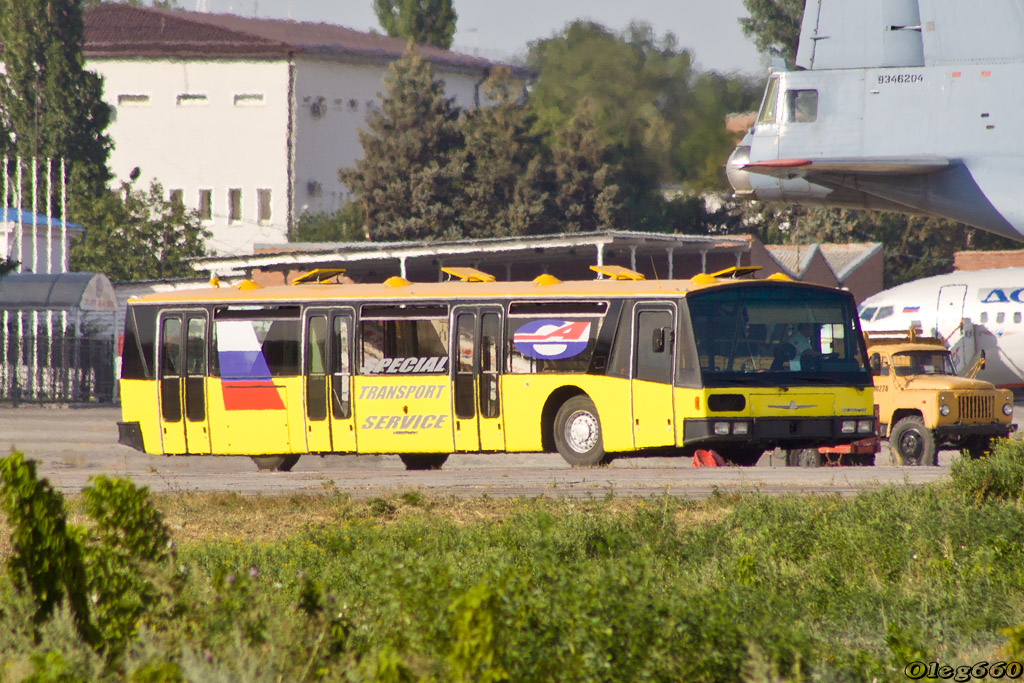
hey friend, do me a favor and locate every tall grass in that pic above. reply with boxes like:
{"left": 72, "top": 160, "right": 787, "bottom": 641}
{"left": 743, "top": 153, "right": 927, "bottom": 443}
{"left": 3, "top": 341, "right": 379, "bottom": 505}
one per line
{"left": 3, "top": 444, "right": 1024, "bottom": 681}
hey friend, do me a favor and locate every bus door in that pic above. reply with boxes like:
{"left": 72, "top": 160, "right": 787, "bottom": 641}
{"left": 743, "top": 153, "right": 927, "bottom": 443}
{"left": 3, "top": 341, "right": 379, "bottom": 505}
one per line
{"left": 632, "top": 304, "right": 676, "bottom": 449}
{"left": 303, "top": 308, "right": 357, "bottom": 453}
{"left": 304, "top": 309, "right": 332, "bottom": 452}
{"left": 158, "top": 309, "right": 211, "bottom": 454}
{"left": 329, "top": 310, "right": 357, "bottom": 452}
{"left": 451, "top": 306, "right": 505, "bottom": 452}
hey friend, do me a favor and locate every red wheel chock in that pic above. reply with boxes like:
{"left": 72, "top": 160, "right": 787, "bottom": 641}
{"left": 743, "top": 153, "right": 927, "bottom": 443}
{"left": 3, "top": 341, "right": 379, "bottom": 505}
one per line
{"left": 691, "top": 449, "right": 726, "bottom": 467}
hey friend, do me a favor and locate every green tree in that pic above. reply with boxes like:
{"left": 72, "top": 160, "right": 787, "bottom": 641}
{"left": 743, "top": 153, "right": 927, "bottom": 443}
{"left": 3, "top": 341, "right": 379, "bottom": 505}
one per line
{"left": 549, "top": 102, "right": 626, "bottom": 233}
{"left": 0, "top": 0, "right": 112, "bottom": 203}
{"left": 70, "top": 180, "right": 210, "bottom": 281}
{"left": 374, "top": 0, "right": 457, "bottom": 49}
{"left": 454, "top": 69, "right": 553, "bottom": 237}
{"left": 290, "top": 202, "right": 366, "bottom": 242}
{"left": 528, "top": 21, "right": 689, "bottom": 217}
{"left": 740, "top": 0, "right": 805, "bottom": 66}
{"left": 339, "top": 45, "right": 464, "bottom": 241}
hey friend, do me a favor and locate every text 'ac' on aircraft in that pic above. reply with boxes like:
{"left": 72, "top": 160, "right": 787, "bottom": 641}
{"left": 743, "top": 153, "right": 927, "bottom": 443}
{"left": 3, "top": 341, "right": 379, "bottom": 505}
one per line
{"left": 727, "top": 0, "right": 1024, "bottom": 242}
{"left": 859, "top": 268, "right": 1024, "bottom": 389}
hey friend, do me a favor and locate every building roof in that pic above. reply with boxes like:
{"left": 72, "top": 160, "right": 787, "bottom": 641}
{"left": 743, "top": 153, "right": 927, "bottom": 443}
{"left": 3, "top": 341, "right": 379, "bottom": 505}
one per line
{"left": 83, "top": 5, "right": 529, "bottom": 77}
{"left": 765, "top": 242, "right": 882, "bottom": 282}
{"left": 191, "top": 230, "right": 752, "bottom": 279}
{"left": 1, "top": 208, "right": 83, "bottom": 231}
{"left": 818, "top": 243, "right": 884, "bottom": 281}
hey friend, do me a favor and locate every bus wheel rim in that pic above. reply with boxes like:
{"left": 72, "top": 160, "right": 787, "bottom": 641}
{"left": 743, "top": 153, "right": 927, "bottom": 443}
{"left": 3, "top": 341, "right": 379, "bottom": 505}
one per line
{"left": 566, "top": 410, "right": 599, "bottom": 453}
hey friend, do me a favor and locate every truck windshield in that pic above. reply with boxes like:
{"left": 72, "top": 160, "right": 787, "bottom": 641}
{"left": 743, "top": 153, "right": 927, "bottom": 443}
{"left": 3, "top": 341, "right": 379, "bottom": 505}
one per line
{"left": 686, "top": 283, "right": 870, "bottom": 388}
{"left": 891, "top": 351, "right": 956, "bottom": 377}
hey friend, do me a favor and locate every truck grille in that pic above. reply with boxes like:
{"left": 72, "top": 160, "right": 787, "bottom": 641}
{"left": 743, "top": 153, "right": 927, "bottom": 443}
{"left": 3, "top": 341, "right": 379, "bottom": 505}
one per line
{"left": 959, "top": 395, "right": 993, "bottom": 421}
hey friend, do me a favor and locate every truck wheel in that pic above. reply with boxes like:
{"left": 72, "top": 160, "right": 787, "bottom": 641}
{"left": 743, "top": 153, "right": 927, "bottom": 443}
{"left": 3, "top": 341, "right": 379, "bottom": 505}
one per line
{"left": 398, "top": 453, "right": 449, "bottom": 470}
{"left": 553, "top": 395, "right": 609, "bottom": 467}
{"left": 785, "top": 448, "right": 823, "bottom": 467}
{"left": 889, "top": 416, "right": 936, "bottom": 466}
{"left": 962, "top": 436, "right": 993, "bottom": 460}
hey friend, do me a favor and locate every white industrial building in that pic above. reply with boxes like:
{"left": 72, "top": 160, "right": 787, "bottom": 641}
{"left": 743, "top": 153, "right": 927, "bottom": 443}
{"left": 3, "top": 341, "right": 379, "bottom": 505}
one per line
{"left": 83, "top": 5, "right": 527, "bottom": 256}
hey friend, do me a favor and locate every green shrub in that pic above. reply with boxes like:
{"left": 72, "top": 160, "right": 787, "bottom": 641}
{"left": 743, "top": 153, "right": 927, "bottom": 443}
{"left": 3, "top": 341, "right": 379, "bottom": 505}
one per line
{"left": 949, "top": 438, "right": 1024, "bottom": 503}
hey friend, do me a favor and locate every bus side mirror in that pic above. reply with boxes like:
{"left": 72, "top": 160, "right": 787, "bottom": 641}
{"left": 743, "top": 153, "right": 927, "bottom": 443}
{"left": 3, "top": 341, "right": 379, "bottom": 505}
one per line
{"left": 980, "top": 350, "right": 987, "bottom": 369}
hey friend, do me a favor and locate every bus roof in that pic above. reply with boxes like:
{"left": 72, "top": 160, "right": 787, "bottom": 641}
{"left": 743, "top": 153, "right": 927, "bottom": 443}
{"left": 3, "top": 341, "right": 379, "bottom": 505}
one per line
{"left": 126, "top": 274, "right": 841, "bottom": 306}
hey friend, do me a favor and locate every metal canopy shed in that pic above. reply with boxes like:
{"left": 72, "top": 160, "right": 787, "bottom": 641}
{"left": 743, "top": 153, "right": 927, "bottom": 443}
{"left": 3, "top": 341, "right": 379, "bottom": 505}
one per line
{"left": 1, "top": 272, "right": 117, "bottom": 404}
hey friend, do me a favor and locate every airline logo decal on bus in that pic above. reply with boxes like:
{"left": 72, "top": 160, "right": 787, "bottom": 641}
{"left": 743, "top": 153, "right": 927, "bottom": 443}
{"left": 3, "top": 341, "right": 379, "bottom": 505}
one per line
{"left": 513, "top": 320, "right": 592, "bottom": 360}
{"left": 362, "top": 357, "right": 449, "bottom": 374}
{"left": 215, "top": 320, "right": 285, "bottom": 411}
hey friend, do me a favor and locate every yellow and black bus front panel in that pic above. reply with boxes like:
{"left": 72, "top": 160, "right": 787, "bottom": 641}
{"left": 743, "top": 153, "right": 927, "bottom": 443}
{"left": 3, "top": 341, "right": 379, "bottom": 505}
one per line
{"left": 675, "top": 281, "right": 875, "bottom": 453}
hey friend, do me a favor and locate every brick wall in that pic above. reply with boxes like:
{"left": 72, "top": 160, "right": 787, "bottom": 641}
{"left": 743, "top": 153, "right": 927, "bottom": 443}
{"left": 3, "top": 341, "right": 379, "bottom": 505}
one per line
{"left": 954, "top": 250, "right": 1024, "bottom": 271}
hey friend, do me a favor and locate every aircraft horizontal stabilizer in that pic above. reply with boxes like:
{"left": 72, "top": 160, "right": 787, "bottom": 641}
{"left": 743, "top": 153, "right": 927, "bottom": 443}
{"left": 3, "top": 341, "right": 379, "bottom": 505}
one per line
{"left": 740, "top": 156, "right": 952, "bottom": 178}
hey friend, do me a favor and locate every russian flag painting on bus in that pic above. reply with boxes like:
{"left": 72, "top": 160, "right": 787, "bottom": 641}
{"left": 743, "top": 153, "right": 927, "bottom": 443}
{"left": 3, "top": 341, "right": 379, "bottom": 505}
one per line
{"left": 216, "top": 320, "right": 285, "bottom": 410}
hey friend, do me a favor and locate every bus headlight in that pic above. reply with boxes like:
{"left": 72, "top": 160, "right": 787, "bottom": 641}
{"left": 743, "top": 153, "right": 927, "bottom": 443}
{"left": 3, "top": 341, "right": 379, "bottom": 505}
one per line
{"left": 733, "top": 422, "right": 750, "bottom": 436}
{"left": 1004, "top": 404, "right": 1014, "bottom": 416}
{"left": 858, "top": 420, "right": 874, "bottom": 433}
{"left": 841, "top": 420, "right": 856, "bottom": 434}
{"left": 714, "top": 422, "right": 731, "bottom": 435}
{"left": 939, "top": 405, "right": 950, "bottom": 416}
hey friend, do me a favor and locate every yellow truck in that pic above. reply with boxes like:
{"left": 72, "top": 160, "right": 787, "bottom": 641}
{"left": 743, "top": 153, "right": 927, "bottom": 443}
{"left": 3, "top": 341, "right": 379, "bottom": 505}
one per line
{"left": 866, "top": 330, "right": 1015, "bottom": 465}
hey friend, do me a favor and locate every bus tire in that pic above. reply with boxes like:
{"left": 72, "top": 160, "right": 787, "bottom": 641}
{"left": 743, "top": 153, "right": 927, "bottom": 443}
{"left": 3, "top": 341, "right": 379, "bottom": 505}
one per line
{"left": 399, "top": 453, "right": 449, "bottom": 470}
{"left": 889, "top": 416, "right": 936, "bottom": 466}
{"left": 553, "top": 395, "right": 608, "bottom": 467}
{"left": 251, "top": 455, "right": 301, "bottom": 472}
{"left": 785, "top": 448, "right": 822, "bottom": 467}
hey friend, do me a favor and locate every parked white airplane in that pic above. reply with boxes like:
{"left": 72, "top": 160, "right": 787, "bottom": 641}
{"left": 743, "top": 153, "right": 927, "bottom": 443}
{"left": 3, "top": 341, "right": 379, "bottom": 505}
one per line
{"left": 858, "top": 269, "right": 1024, "bottom": 388}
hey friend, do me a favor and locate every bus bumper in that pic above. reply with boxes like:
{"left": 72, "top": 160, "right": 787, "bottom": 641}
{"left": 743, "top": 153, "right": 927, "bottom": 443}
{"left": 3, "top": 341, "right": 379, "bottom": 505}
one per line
{"left": 683, "top": 417, "right": 875, "bottom": 450}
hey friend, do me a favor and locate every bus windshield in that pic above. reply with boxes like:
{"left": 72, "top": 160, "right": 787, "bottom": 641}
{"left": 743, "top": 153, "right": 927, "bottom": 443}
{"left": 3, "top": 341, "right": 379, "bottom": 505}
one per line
{"left": 687, "top": 284, "right": 870, "bottom": 387}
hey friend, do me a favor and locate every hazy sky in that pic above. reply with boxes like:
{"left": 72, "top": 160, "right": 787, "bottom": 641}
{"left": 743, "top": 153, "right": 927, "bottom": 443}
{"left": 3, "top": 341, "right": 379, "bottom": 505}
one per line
{"left": 195, "top": 0, "right": 768, "bottom": 74}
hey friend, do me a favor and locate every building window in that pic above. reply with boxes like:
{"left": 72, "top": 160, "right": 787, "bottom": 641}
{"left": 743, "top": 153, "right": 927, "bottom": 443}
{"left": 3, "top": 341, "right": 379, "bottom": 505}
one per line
{"left": 169, "top": 189, "right": 183, "bottom": 207}
{"left": 257, "top": 189, "right": 272, "bottom": 223}
{"left": 118, "top": 94, "right": 150, "bottom": 106}
{"left": 199, "top": 190, "right": 212, "bottom": 221}
{"left": 306, "top": 180, "right": 322, "bottom": 198}
{"left": 347, "top": 98, "right": 359, "bottom": 112}
{"left": 228, "top": 189, "right": 242, "bottom": 223}
{"left": 234, "top": 93, "right": 264, "bottom": 106}
{"left": 177, "top": 93, "right": 208, "bottom": 107}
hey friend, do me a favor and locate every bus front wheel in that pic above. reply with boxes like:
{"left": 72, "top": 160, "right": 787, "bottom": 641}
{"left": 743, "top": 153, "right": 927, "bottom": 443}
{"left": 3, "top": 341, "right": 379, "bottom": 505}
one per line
{"left": 251, "top": 455, "right": 301, "bottom": 472}
{"left": 554, "top": 395, "right": 609, "bottom": 467}
{"left": 399, "top": 453, "right": 449, "bottom": 470}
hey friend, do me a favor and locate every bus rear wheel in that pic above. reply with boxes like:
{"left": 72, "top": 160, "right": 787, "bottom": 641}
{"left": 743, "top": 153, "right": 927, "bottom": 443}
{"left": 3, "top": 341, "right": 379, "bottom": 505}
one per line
{"left": 251, "top": 455, "right": 301, "bottom": 472}
{"left": 399, "top": 453, "right": 449, "bottom": 470}
{"left": 785, "top": 448, "right": 823, "bottom": 467}
{"left": 554, "top": 395, "right": 609, "bottom": 467}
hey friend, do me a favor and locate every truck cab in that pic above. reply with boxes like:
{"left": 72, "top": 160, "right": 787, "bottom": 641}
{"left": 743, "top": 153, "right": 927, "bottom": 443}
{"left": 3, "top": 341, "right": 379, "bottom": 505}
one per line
{"left": 867, "top": 331, "right": 1014, "bottom": 465}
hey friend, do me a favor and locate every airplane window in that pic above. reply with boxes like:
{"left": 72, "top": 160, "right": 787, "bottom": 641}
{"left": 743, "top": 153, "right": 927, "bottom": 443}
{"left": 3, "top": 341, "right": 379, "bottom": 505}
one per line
{"left": 859, "top": 307, "right": 877, "bottom": 321}
{"left": 757, "top": 77, "right": 780, "bottom": 125}
{"left": 997, "top": 312, "right": 1006, "bottom": 324}
{"left": 875, "top": 306, "right": 894, "bottom": 320}
{"left": 1015, "top": 312, "right": 1022, "bottom": 324}
{"left": 786, "top": 90, "right": 818, "bottom": 123}
{"left": 980, "top": 312, "right": 988, "bottom": 323}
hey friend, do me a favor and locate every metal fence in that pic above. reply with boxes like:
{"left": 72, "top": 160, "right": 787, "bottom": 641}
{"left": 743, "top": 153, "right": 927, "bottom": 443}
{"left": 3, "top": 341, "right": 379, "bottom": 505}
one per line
{"left": 1, "top": 325, "right": 115, "bottom": 404}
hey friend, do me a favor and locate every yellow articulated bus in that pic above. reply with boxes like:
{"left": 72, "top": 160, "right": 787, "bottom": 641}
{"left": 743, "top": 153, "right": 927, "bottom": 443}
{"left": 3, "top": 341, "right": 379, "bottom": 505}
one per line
{"left": 117, "top": 266, "right": 876, "bottom": 470}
